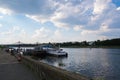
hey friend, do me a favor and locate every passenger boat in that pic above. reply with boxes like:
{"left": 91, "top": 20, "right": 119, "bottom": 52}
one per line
{"left": 34, "top": 44, "right": 68, "bottom": 57}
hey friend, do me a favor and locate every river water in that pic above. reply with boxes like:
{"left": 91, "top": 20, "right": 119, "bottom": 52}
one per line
{"left": 40, "top": 48, "right": 120, "bottom": 80}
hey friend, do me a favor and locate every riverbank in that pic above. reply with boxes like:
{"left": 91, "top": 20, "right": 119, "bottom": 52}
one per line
{"left": 21, "top": 56, "right": 90, "bottom": 80}
{"left": 61, "top": 46, "right": 120, "bottom": 49}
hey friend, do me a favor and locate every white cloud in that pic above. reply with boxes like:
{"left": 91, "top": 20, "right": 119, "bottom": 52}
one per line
{"left": 116, "top": 7, "right": 120, "bottom": 11}
{"left": 0, "top": 24, "right": 2, "bottom": 28}
{"left": 93, "top": 0, "right": 111, "bottom": 15}
{"left": 54, "top": 29, "right": 62, "bottom": 37}
{"left": 81, "top": 23, "right": 111, "bottom": 36}
{"left": 0, "top": 26, "right": 31, "bottom": 43}
{"left": 81, "top": 30, "right": 98, "bottom": 35}
{"left": 26, "top": 14, "right": 50, "bottom": 23}
{"left": 24, "top": 0, "right": 119, "bottom": 33}
{"left": 12, "top": 26, "right": 20, "bottom": 31}
{"left": 25, "top": 1, "right": 93, "bottom": 29}
{"left": 1, "top": 26, "right": 20, "bottom": 35}
{"left": 0, "top": 16, "right": 3, "bottom": 19}
{"left": 91, "top": 0, "right": 112, "bottom": 22}
{"left": 100, "top": 24, "right": 110, "bottom": 32}
{"left": 49, "top": 29, "right": 65, "bottom": 42}
{"left": 32, "top": 27, "right": 49, "bottom": 39}
{"left": 0, "top": 0, "right": 120, "bottom": 43}
{"left": 73, "top": 25, "right": 83, "bottom": 31}
{"left": 98, "top": 36, "right": 108, "bottom": 40}
{"left": 50, "top": 11, "right": 69, "bottom": 28}
{"left": 0, "top": 7, "right": 13, "bottom": 15}
{"left": 50, "top": 1, "right": 91, "bottom": 28}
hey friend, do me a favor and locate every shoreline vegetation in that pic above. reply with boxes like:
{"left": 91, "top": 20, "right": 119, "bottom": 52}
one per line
{"left": 0, "top": 38, "right": 120, "bottom": 49}
{"left": 56, "top": 38, "right": 120, "bottom": 49}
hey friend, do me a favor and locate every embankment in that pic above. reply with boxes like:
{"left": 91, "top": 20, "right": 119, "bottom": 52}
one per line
{"left": 21, "top": 56, "right": 90, "bottom": 80}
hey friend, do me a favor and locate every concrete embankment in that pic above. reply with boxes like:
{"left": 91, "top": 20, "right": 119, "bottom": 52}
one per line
{"left": 0, "top": 49, "right": 39, "bottom": 80}
{"left": 21, "top": 56, "right": 90, "bottom": 80}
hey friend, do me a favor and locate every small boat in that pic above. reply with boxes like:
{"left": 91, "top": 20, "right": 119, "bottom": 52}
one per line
{"left": 34, "top": 44, "right": 68, "bottom": 57}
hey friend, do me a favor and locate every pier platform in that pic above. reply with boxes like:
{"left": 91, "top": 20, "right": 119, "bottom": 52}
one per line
{"left": 0, "top": 49, "right": 39, "bottom": 80}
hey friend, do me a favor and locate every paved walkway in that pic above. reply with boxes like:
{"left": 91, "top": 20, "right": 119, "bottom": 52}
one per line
{"left": 0, "top": 49, "right": 39, "bottom": 80}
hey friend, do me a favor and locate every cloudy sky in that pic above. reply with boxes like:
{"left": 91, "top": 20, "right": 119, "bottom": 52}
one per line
{"left": 0, "top": 0, "right": 120, "bottom": 44}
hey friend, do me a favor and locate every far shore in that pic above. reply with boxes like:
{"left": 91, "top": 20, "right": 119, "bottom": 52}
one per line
{"left": 61, "top": 46, "right": 120, "bottom": 49}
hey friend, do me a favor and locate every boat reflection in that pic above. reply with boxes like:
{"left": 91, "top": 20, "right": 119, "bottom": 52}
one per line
{"left": 40, "top": 56, "right": 67, "bottom": 67}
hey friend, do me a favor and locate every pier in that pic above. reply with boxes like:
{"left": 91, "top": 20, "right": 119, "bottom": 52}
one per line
{"left": 0, "top": 49, "right": 90, "bottom": 80}
{"left": 0, "top": 49, "right": 39, "bottom": 80}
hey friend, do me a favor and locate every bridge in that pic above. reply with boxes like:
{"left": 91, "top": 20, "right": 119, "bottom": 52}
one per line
{"left": 0, "top": 41, "right": 39, "bottom": 48}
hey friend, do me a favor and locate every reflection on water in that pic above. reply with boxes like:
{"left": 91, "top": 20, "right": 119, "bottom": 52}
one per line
{"left": 41, "top": 56, "right": 67, "bottom": 67}
{"left": 40, "top": 48, "right": 120, "bottom": 80}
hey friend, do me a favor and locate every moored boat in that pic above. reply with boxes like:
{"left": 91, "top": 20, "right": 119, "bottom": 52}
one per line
{"left": 34, "top": 44, "right": 68, "bottom": 57}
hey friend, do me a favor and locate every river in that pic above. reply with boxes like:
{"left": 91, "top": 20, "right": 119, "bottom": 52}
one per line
{"left": 40, "top": 48, "right": 120, "bottom": 80}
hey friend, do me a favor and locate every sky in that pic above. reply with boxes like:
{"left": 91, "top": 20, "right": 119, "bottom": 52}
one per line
{"left": 0, "top": 0, "right": 120, "bottom": 44}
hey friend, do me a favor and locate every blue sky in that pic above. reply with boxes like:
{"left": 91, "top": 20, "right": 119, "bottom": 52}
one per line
{"left": 0, "top": 0, "right": 120, "bottom": 44}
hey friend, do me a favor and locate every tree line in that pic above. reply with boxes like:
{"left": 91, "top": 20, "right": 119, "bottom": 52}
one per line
{"left": 1, "top": 38, "right": 120, "bottom": 48}
{"left": 54, "top": 38, "right": 120, "bottom": 48}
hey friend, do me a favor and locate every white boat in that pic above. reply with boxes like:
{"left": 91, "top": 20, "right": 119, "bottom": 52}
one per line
{"left": 34, "top": 44, "right": 68, "bottom": 57}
